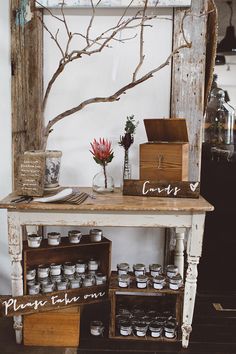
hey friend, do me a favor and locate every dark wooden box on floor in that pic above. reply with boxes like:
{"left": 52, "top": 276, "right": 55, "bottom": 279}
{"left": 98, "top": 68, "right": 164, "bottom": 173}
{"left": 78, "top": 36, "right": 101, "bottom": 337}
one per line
{"left": 109, "top": 272, "right": 183, "bottom": 342}
{"left": 140, "top": 119, "right": 189, "bottom": 181}
{"left": 23, "top": 234, "right": 111, "bottom": 347}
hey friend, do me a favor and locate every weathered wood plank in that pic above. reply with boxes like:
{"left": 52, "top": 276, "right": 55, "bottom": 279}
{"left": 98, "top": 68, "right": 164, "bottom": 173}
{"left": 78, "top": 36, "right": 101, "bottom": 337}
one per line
{"left": 36, "top": 0, "right": 192, "bottom": 9}
{"left": 123, "top": 180, "right": 200, "bottom": 198}
{"left": 171, "top": 0, "right": 208, "bottom": 181}
{"left": 11, "top": 0, "right": 43, "bottom": 189}
{"left": 0, "top": 286, "right": 107, "bottom": 317}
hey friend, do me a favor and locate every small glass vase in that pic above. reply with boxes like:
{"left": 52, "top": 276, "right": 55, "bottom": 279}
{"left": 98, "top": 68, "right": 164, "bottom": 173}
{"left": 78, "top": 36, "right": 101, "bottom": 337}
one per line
{"left": 123, "top": 150, "right": 131, "bottom": 180}
{"left": 92, "top": 165, "right": 114, "bottom": 193}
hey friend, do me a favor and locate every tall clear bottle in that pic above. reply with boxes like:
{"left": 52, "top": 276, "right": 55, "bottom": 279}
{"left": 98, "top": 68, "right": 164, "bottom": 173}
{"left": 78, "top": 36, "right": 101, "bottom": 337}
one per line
{"left": 203, "top": 86, "right": 235, "bottom": 161}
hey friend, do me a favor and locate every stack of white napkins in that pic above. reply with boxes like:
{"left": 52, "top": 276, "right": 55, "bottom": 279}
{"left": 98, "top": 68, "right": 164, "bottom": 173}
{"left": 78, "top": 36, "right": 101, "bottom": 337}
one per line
{"left": 34, "top": 188, "right": 73, "bottom": 203}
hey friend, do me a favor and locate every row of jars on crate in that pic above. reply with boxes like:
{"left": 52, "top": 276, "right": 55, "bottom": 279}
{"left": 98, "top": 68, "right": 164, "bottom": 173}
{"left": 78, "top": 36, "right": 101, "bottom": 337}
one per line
{"left": 117, "top": 263, "right": 183, "bottom": 291}
{"left": 26, "top": 258, "right": 106, "bottom": 295}
{"left": 115, "top": 306, "right": 177, "bottom": 339}
{"left": 27, "top": 228, "right": 103, "bottom": 248}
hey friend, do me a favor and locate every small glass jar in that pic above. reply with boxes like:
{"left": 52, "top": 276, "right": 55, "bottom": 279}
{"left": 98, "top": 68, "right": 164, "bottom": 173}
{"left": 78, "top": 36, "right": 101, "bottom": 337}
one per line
{"left": 37, "top": 265, "right": 49, "bottom": 279}
{"left": 164, "top": 322, "right": 176, "bottom": 339}
{"left": 153, "top": 275, "right": 165, "bottom": 290}
{"left": 117, "top": 263, "right": 129, "bottom": 275}
{"left": 42, "top": 282, "right": 54, "bottom": 294}
{"left": 95, "top": 273, "right": 107, "bottom": 285}
{"left": 57, "top": 280, "right": 68, "bottom": 291}
{"left": 50, "top": 263, "right": 62, "bottom": 276}
{"left": 68, "top": 230, "right": 82, "bottom": 244}
{"left": 119, "top": 321, "right": 132, "bottom": 336}
{"left": 28, "top": 283, "right": 40, "bottom": 295}
{"left": 166, "top": 265, "right": 178, "bottom": 278}
{"left": 75, "top": 260, "right": 87, "bottom": 274}
{"left": 83, "top": 275, "right": 95, "bottom": 287}
{"left": 133, "top": 263, "right": 146, "bottom": 276}
{"left": 38, "top": 277, "right": 50, "bottom": 285}
{"left": 88, "top": 258, "right": 99, "bottom": 271}
{"left": 51, "top": 274, "right": 62, "bottom": 284}
{"left": 47, "top": 232, "right": 61, "bottom": 246}
{"left": 63, "top": 262, "right": 75, "bottom": 275}
{"left": 118, "top": 274, "right": 131, "bottom": 288}
{"left": 169, "top": 274, "right": 182, "bottom": 290}
{"left": 149, "top": 321, "right": 163, "bottom": 338}
{"left": 136, "top": 275, "right": 148, "bottom": 289}
{"left": 70, "top": 278, "right": 81, "bottom": 289}
{"left": 64, "top": 273, "right": 75, "bottom": 280}
{"left": 149, "top": 263, "right": 162, "bottom": 277}
{"left": 134, "top": 322, "right": 148, "bottom": 337}
{"left": 90, "top": 228, "right": 103, "bottom": 242}
{"left": 27, "top": 234, "right": 42, "bottom": 248}
{"left": 26, "top": 268, "right": 36, "bottom": 281}
{"left": 90, "top": 320, "right": 104, "bottom": 336}
{"left": 27, "top": 279, "right": 36, "bottom": 287}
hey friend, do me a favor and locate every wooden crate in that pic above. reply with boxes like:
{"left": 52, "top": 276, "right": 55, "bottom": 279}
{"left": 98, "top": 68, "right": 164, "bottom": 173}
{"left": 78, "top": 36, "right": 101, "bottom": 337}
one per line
{"left": 140, "top": 119, "right": 189, "bottom": 181}
{"left": 109, "top": 272, "right": 183, "bottom": 342}
{"left": 24, "top": 306, "right": 80, "bottom": 346}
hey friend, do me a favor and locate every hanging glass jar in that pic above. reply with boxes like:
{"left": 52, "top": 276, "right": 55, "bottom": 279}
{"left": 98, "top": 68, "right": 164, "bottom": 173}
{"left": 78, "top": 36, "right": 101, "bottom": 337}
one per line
{"left": 203, "top": 88, "right": 235, "bottom": 161}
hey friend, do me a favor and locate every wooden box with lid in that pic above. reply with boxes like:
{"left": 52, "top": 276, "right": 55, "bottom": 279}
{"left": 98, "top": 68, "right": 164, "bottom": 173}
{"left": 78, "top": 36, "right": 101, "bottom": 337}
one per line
{"left": 140, "top": 119, "right": 189, "bottom": 181}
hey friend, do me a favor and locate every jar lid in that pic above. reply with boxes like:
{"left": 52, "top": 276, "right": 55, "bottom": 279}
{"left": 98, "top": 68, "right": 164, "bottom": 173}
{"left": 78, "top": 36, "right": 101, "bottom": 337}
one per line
{"left": 149, "top": 263, "right": 162, "bottom": 271}
{"left": 95, "top": 273, "right": 107, "bottom": 280}
{"left": 120, "top": 321, "right": 132, "bottom": 329}
{"left": 166, "top": 264, "right": 178, "bottom": 272}
{"left": 90, "top": 229, "right": 103, "bottom": 236}
{"left": 64, "top": 262, "right": 75, "bottom": 267}
{"left": 47, "top": 232, "right": 61, "bottom": 238}
{"left": 90, "top": 320, "right": 103, "bottom": 329}
{"left": 38, "top": 264, "right": 49, "bottom": 270}
{"left": 76, "top": 259, "right": 86, "bottom": 265}
{"left": 136, "top": 275, "right": 148, "bottom": 282}
{"left": 89, "top": 258, "right": 98, "bottom": 264}
{"left": 50, "top": 263, "right": 61, "bottom": 268}
{"left": 153, "top": 275, "right": 165, "bottom": 283}
{"left": 149, "top": 321, "right": 163, "bottom": 331}
{"left": 117, "top": 262, "right": 129, "bottom": 270}
{"left": 68, "top": 230, "right": 81, "bottom": 235}
{"left": 133, "top": 263, "right": 145, "bottom": 270}
{"left": 135, "top": 322, "right": 148, "bottom": 331}
{"left": 169, "top": 274, "right": 182, "bottom": 284}
{"left": 164, "top": 322, "right": 176, "bottom": 331}
{"left": 27, "top": 233, "right": 41, "bottom": 239}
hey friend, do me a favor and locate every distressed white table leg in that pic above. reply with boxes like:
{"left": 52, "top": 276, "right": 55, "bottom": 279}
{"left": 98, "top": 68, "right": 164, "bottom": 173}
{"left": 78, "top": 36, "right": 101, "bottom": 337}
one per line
{"left": 182, "top": 213, "right": 206, "bottom": 348}
{"left": 8, "top": 212, "right": 23, "bottom": 344}
{"left": 174, "top": 227, "right": 185, "bottom": 278}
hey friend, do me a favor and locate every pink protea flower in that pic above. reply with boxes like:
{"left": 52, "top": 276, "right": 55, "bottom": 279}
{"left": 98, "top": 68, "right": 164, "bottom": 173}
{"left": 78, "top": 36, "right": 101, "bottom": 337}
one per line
{"left": 90, "top": 138, "right": 114, "bottom": 165}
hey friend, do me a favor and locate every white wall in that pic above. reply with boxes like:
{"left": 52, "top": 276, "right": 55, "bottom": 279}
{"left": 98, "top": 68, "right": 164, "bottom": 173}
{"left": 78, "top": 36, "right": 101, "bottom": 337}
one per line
{"left": 44, "top": 7, "right": 173, "bottom": 269}
{"left": 0, "top": 0, "right": 12, "bottom": 294}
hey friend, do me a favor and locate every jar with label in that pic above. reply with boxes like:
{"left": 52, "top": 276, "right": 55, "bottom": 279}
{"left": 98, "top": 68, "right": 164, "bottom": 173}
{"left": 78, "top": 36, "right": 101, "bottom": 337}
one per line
{"left": 63, "top": 262, "right": 75, "bottom": 275}
{"left": 118, "top": 274, "right": 131, "bottom": 288}
{"left": 47, "top": 232, "right": 61, "bottom": 246}
{"left": 83, "top": 275, "right": 95, "bottom": 287}
{"left": 90, "top": 320, "right": 104, "bottom": 336}
{"left": 95, "top": 273, "right": 107, "bottom": 285}
{"left": 90, "top": 228, "right": 103, "bottom": 242}
{"left": 117, "top": 262, "right": 129, "bottom": 275}
{"left": 51, "top": 274, "right": 62, "bottom": 284}
{"left": 88, "top": 258, "right": 99, "bottom": 271}
{"left": 57, "top": 280, "right": 68, "bottom": 291}
{"left": 149, "top": 321, "right": 163, "bottom": 338}
{"left": 26, "top": 268, "right": 36, "bottom": 281}
{"left": 75, "top": 260, "right": 87, "bottom": 274}
{"left": 70, "top": 278, "right": 81, "bottom": 289}
{"left": 42, "top": 282, "right": 54, "bottom": 294}
{"left": 152, "top": 275, "right": 165, "bottom": 290}
{"left": 168, "top": 274, "right": 182, "bottom": 290}
{"left": 28, "top": 283, "right": 40, "bottom": 295}
{"left": 134, "top": 322, "right": 148, "bottom": 337}
{"left": 38, "top": 277, "right": 50, "bottom": 286}
{"left": 37, "top": 265, "right": 49, "bottom": 279}
{"left": 164, "top": 321, "right": 176, "bottom": 339}
{"left": 149, "top": 263, "right": 162, "bottom": 277}
{"left": 119, "top": 320, "right": 132, "bottom": 336}
{"left": 166, "top": 265, "right": 178, "bottom": 278}
{"left": 50, "top": 263, "right": 62, "bottom": 276}
{"left": 27, "top": 234, "right": 42, "bottom": 248}
{"left": 133, "top": 263, "right": 146, "bottom": 276}
{"left": 68, "top": 230, "right": 82, "bottom": 244}
{"left": 136, "top": 274, "right": 148, "bottom": 289}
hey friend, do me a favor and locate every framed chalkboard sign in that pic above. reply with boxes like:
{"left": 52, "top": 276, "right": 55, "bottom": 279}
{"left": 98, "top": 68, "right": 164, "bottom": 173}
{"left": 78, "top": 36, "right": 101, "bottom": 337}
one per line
{"left": 17, "top": 152, "right": 46, "bottom": 197}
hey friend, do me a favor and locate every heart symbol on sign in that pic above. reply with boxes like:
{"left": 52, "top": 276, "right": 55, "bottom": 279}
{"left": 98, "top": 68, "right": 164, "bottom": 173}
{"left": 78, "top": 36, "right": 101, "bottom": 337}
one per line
{"left": 190, "top": 182, "right": 199, "bottom": 192}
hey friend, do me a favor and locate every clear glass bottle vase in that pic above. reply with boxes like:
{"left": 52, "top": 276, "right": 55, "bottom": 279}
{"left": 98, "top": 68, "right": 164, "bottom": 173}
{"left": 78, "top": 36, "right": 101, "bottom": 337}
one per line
{"left": 123, "top": 150, "right": 131, "bottom": 180}
{"left": 92, "top": 164, "right": 114, "bottom": 193}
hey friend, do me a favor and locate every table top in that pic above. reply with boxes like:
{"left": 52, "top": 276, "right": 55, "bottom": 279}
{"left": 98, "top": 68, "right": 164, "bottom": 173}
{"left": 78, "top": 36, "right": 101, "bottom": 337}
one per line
{"left": 0, "top": 187, "right": 213, "bottom": 213}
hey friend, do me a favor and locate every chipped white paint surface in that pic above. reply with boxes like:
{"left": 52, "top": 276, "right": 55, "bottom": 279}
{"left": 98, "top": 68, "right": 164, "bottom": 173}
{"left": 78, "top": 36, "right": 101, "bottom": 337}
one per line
{"left": 36, "top": 0, "right": 191, "bottom": 8}
{"left": 5, "top": 206, "right": 207, "bottom": 347}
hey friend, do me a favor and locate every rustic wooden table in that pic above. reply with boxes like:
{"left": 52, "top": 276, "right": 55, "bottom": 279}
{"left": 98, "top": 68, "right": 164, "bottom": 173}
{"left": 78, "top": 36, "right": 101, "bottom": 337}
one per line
{"left": 0, "top": 188, "right": 213, "bottom": 348}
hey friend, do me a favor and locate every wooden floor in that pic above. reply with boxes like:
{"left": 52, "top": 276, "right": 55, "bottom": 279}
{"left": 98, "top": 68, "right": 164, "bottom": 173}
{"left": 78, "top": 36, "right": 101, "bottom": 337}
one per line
{"left": 1, "top": 294, "right": 236, "bottom": 354}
